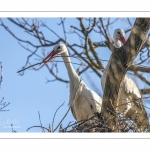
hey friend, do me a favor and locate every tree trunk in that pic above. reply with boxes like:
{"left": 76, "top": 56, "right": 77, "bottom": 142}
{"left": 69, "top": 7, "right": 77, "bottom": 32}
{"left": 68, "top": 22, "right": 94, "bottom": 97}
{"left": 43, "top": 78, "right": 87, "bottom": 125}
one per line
{"left": 102, "top": 18, "right": 150, "bottom": 132}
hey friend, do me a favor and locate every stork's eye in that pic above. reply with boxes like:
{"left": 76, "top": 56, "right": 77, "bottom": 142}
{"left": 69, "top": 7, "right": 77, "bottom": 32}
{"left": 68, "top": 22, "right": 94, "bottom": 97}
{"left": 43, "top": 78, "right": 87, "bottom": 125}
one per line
{"left": 57, "top": 46, "right": 60, "bottom": 49}
{"left": 117, "top": 31, "right": 120, "bottom": 34}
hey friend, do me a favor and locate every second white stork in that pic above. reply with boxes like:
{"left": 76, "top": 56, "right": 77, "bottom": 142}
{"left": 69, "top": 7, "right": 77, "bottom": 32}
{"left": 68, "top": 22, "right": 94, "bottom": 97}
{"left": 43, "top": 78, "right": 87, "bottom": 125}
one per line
{"left": 101, "top": 28, "right": 148, "bottom": 131}
{"left": 40, "top": 44, "right": 102, "bottom": 130}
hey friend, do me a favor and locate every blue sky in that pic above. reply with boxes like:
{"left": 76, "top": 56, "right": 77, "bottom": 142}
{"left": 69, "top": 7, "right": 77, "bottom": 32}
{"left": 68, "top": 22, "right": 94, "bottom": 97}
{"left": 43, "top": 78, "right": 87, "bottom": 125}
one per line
{"left": 1, "top": 18, "right": 149, "bottom": 132}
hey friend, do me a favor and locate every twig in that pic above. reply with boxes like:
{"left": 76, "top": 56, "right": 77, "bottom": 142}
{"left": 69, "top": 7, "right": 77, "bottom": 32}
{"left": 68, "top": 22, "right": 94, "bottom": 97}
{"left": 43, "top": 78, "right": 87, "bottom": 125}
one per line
{"left": 17, "top": 62, "right": 41, "bottom": 73}
{"left": 0, "top": 97, "right": 10, "bottom": 111}
{"left": 38, "top": 111, "right": 45, "bottom": 132}
{"left": 53, "top": 78, "right": 82, "bottom": 132}
{"left": 52, "top": 101, "right": 65, "bottom": 132}
{"left": 11, "top": 124, "right": 17, "bottom": 133}
{"left": 26, "top": 126, "right": 50, "bottom": 132}
{"left": 17, "top": 61, "right": 87, "bottom": 73}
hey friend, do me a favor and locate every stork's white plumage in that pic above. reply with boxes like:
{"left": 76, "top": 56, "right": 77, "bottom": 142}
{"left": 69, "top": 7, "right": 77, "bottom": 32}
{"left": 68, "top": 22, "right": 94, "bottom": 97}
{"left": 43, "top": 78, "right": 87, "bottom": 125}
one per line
{"left": 40, "top": 44, "right": 102, "bottom": 126}
{"left": 101, "top": 29, "right": 148, "bottom": 130}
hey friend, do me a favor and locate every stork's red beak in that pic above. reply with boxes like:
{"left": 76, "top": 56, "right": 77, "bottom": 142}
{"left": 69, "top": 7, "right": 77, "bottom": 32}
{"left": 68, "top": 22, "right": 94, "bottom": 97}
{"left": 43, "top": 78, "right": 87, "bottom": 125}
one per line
{"left": 40, "top": 50, "right": 58, "bottom": 67}
{"left": 120, "top": 36, "right": 126, "bottom": 44}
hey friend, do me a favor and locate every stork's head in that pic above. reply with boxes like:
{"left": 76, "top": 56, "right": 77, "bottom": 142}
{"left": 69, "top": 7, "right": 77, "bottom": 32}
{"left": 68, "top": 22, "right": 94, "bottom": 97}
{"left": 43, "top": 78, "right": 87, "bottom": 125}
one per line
{"left": 40, "top": 44, "right": 67, "bottom": 67}
{"left": 113, "top": 28, "right": 126, "bottom": 44}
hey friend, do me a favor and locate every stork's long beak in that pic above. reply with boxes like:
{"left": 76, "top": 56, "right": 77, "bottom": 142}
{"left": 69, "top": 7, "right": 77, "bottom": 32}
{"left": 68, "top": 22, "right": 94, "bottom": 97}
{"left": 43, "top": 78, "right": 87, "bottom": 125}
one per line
{"left": 120, "top": 36, "right": 126, "bottom": 44}
{"left": 40, "top": 50, "right": 58, "bottom": 67}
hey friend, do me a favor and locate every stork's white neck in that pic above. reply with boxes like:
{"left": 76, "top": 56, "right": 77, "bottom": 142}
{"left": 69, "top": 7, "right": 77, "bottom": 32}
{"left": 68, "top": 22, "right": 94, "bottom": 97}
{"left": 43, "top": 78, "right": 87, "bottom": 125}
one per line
{"left": 114, "top": 39, "right": 121, "bottom": 48}
{"left": 61, "top": 50, "right": 78, "bottom": 81}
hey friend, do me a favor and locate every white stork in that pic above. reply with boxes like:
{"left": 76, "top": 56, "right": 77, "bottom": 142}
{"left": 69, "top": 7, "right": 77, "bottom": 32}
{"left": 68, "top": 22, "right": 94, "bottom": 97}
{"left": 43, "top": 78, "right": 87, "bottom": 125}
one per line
{"left": 101, "top": 28, "right": 148, "bottom": 130}
{"left": 40, "top": 44, "right": 102, "bottom": 130}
